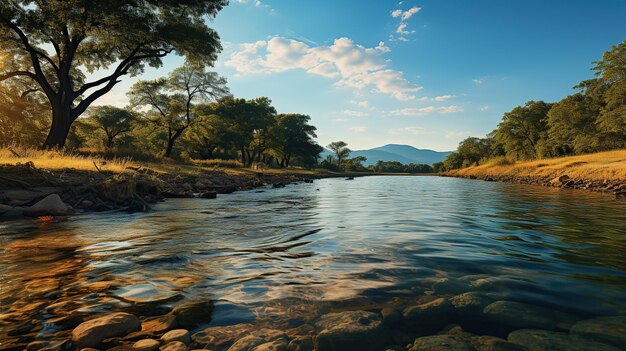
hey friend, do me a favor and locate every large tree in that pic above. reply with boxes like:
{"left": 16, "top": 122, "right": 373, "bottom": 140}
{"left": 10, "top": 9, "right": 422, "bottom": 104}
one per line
{"left": 128, "top": 64, "right": 229, "bottom": 157}
{"left": 0, "top": 0, "right": 227, "bottom": 149}
{"left": 87, "top": 105, "right": 137, "bottom": 148}
{"left": 210, "top": 97, "right": 277, "bottom": 166}
{"left": 270, "top": 114, "right": 322, "bottom": 167}
{"left": 494, "top": 100, "right": 552, "bottom": 160}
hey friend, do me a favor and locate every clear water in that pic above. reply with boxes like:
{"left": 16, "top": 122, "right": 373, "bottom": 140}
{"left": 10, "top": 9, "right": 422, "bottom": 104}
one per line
{"left": 1, "top": 176, "right": 626, "bottom": 341}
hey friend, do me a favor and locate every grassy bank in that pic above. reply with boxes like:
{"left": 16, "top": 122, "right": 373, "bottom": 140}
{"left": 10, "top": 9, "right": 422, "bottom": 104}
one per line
{"left": 447, "top": 150, "right": 626, "bottom": 181}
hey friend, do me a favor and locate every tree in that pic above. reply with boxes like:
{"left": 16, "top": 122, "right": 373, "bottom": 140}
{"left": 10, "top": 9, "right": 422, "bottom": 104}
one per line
{"left": 327, "top": 141, "right": 351, "bottom": 167}
{"left": 546, "top": 93, "right": 599, "bottom": 155}
{"left": 129, "top": 64, "right": 229, "bottom": 157}
{"left": 457, "top": 137, "right": 491, "bottom": 167}
{"left": 183, "top": 112, "right": 235, "bottom": 159}
{"left": 270, "top": 114, "right": 322, "bottom": 167}
{"left": 0, "top": 0, "right": 227, "bottom": 149}
{"left": 443, "top": 152, "right": 463, "bottom": 170}
{"left": 343, "top": 155, "right": 368, "bottom": 171}
{"left": 210, "top": 97, "right": 277, "bottom": 166}
{"left": 592, "top": 40, "right": 626, "bottom": 149}
{"left": 494, "top": 101, "right": 552, "bottom": 160}
{"left": 87, "top": 106, "right": 136, "bottom": 148}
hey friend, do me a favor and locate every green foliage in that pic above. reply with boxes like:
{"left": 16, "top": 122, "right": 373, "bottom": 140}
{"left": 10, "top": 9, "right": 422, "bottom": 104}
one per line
{"left": 494, "top": 100, "right": 553, "bottom": 160}
{"left": 327, "top": 141, "right": 351, "bottom": 167}
{"left": 86, "top": 106, "right": 137, "bottom": 148}
{"left": 269, "top": 114, "right": 323, "bottom": 167}
{"left": 0, "top": 0, "right": 228, "bottom": 148}
{"left": 369, "top": 160, "right": 434, "bottom": 173}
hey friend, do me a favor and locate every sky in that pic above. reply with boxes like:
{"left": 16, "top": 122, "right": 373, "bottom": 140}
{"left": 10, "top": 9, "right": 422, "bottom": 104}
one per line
{"left": 93, "top": 0, "right": 626, "bottom": 151}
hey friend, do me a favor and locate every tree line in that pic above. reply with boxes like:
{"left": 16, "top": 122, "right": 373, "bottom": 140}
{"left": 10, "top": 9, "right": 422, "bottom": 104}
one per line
{"left": 443, "top": 40, "right": 626, "bottom": 170}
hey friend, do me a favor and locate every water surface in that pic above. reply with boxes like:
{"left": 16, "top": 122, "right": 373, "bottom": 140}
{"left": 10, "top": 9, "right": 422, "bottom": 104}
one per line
{"left": 1, "top": 176, "right": 626, "bottom": 341}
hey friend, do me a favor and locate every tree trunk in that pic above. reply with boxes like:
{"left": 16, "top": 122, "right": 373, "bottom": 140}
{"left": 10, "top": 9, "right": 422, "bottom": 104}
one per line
{"left": 240, "top": 146, "right": 246, "bottom": 165}
{"left": 42, "top": 104, "right": 73, "bottom": 149}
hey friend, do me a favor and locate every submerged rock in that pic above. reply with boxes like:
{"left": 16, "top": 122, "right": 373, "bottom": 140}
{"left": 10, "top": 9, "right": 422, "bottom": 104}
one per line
{"left": 403, "top": 298, "right": 453, "bottom": 333}
{"left": 72, "top": 312, "right": 141, "bottom": 348}
{"left": 142, "top": 315, "right": 177, "bottom": 334}
{"left": 314, "top": 310, "right": 390, "bottom": 351}
{"left": 191, "top": 324, "right": 252, "bottom": 349}
{"left": 171, "top": 300, "right": 214, "bottom": 329}
{"left": 450, "top": 292, "right": 493, "bottom": 316}
{"left": 482, "top": 301, "right": 575, "bottom": 330}
{"left": 569, "top": 315, "right": 626, "bottom": 348}
{"left": 508, "top": 329, "right": 619, "bottom": 351}
{"left": 409, "top": 335, "right": 473, "bottom": 351}
{"left": 159, "top": 341, "right": 187, "bottom": 351}
{"left": 23, "top": 194, "right": 73, "bottom": 217}
{"left": 286, "top": 336, "right": 314, "bottom": 351}
{"left": 227, "top": 329, "right": 287, "bottom": 351}
{"left": 133, "top": 339, "right": 160, "bottom": 351}
{"left": 161, "top": 330, "right": 190, "bottom": 345}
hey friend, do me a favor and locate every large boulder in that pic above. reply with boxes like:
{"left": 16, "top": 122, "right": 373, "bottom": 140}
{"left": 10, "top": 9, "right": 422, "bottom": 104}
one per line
{"left": 314, "top": 311, "right": 390, "bottom": 351}
{"left": 408, "top": 335, "right": 473, "bottom": 351}
{"left": 569, "top": 315, "right": 626, "bottom": 348}
{"left": 508, "top": 329, "right": 619, "bottom": 351}
{"left": 23, "top": 194, "right": 73, "bottom": 217}
{"left": 450, "top": 292, "right": 493, "bottom": 316}
{"left": 72, "top": 313, "right": 141, "bottom": 348}
{"left": 482, "top": 301, "right": 575, "bottom": 330}
{"left": 161, "top": 330, "right": 190, "bottom": 345}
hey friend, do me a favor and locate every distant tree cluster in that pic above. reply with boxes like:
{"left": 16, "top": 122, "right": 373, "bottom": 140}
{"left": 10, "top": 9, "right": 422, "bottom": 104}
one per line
{"left": 369, "top": 161, "right": 434, "bottom": 173}
{"left": 443, "top": 40, "right": 626, "bottom": 170}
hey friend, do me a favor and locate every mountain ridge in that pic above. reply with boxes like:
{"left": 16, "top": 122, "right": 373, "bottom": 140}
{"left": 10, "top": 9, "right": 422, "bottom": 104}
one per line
{"left": 322, "top": 144, "right": 451, "bottom": 166}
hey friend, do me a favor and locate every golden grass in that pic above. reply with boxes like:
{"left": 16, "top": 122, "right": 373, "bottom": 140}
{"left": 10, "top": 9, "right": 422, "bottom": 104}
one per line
{"left": 0, "top": 147, "right": 134, "bottom": 173}
{"left": 0, "top": 147, "right": 329, "bottom": 178}
{"left": 448, "top": 150, "right": 626, "bottom": 180}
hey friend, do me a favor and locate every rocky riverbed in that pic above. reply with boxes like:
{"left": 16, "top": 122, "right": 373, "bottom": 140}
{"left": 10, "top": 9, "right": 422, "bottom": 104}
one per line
{"left": 2, "top": 279, "right": 625, "bottom": 351}
{"left": 0, "top": 162, "right": 318, "bottom": 219}
{"left": 445, "top": 172, "right": 626, "bottom": 198}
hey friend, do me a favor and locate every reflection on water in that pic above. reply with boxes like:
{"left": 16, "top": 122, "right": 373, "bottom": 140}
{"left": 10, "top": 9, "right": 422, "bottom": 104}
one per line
{"left": 1, "top": 176, "right": 626, "bottom": 343}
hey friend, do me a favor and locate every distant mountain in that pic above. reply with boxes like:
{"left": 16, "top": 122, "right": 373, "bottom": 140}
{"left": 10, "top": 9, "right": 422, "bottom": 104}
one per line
{"left": 321, "top": 144, "right": 451, "bottom": 166}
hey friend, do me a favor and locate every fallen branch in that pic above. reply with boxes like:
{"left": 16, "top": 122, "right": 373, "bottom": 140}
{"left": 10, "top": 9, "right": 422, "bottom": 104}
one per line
{"left": 93, "top": 161, "right": 103, "bottom": 173}
{"left": 8, "top": 148, "right": 22, "bottom": 158}
{"left": 0, "top": 175, "right": 33, "bottom": 189}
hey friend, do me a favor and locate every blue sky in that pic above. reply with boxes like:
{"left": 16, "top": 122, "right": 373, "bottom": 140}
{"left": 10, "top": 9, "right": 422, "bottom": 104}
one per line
{"left": 95, "top": 0, "right": 626, "bottom": 151}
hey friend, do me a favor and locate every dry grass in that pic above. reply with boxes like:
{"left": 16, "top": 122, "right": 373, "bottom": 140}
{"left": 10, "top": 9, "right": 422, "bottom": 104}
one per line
{"left": 449, "top": 150, "right": 626, "bottom": 180}
{"left": 0, "top": 147, "right": 135, "bottom": 173}
{"left": 0, "top": 147, "right": 329, "bottom": 178}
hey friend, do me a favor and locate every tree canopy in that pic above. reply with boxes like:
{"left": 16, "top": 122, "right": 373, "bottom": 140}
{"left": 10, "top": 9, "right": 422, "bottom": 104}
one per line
{"left": 0, "top": 0, "right": 227, "bottom": 148}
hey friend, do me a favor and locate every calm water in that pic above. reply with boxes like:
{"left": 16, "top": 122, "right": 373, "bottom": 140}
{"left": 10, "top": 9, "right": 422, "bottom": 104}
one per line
{"left": 1, "top": 176, "right": 626, "bottom": 341}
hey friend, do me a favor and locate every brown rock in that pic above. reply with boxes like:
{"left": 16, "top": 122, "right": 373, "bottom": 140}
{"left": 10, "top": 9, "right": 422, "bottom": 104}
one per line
{"left": 159, "top": 342, "right": 187, "bottom": 351}
{"left": 142, "top": 315, "right": 177, "bottom": 334}
{"left": 161, "top": 330, "right": 191, "bottom": 345}
{"left": 133, "top": 339, "right": 161, "bottom": 351}
{"left": 23, "top": 194, "right": 73, "bottom": 216}
{"left": 72, "top": 312, "right": 141, "bottom": 348}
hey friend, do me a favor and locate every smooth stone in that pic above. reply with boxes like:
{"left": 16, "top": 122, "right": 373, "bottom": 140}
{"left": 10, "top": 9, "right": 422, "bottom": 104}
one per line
{"left": 286, "top": 336, "right": 314, "bottom": 351}
{"left": 192, "top": 324, "right": 253, "bottom": 349}
{"left": 431, "top": 277, "right": 470, "bottom": 295}
{"left": 251, "top": 339, "right": 288, "bottom": 351}
{"left": 482, "top": 301, "right": 575, "bottom": 330}
{"left": 23, "top": 194, "right": 73, "bottom": 216}
{"left": 508, "top": 329, "right": 620, "bottom": 351}
{"left": 315, "top": 310, "right": 390, "bottom": 351}
{"left": 227, "top": 330, "right": 286, "bottom": 351}
{"left": 0, "top": 204, "right": 12, "bottom": 214}
{"left": 159, "top": 342, "right": 187, "bottom": 351}
{"left": 172, "top": 300, "right": 214, "bottom": 329}
{"left": 403, "top": 298, "right": 453, "bottom": 332}
{"left": 133, "top": 339, "right": 161, "bottom": 351}
{"left": 450, "top": 292, "right": 493, "bottom": 316}
{"left": 161, "top": 330, "right": 191, "bottom": 345}
{"left": 72, "top": 312, "right": 141, "bottom": 348}
{"left": 443, "top": 324, "right": 525, "bottom": 351}
{"left": 569, "top": 315, "right": 626, "bottom": 348}
{"left": 381, "top": 308, "right": 403, "bottom": 327}
{"left": 409, "top": 335, "right": 473, "bottom": 351}
{"left": 142, "top": 315, "right": 177, "bottom": 334}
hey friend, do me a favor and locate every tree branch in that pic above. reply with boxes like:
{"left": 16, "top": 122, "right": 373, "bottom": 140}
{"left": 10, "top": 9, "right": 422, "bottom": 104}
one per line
{"left": 0, "top": 70, "right": 37, "bottom": 82}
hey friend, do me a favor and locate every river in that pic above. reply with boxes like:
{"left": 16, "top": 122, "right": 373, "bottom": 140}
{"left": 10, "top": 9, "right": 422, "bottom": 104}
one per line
{"left": 1, "top": 176, "right": 625, "bottom": 348}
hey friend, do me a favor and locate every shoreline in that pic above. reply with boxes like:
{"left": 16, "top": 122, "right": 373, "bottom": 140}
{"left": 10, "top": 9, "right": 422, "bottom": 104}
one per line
{"left": 0, "top": 163, "right": 365, "bottom": 219}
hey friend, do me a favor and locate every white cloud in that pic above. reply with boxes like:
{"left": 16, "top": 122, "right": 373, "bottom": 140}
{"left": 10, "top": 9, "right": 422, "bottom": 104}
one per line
{"left": 349, "top": 126, "right": 368, "bottom": 132}
{"left": 343, "top": 110, "right": 368, "bottom": 117}
{"left": 390, "top": 105, "right": 464, "bottom": 116}
{"left": 433, "top": 95, "right": 456, "bottom": 102}
{"left": 225, "top": 36, "right": 421, "bottom": 100}
{"left": 473, "top": 78, "right": 485, "bottom": 85}
{"left": 391, "top": 6, "right": 421, "bottom": 21}
{"left": 389, "top": 126, "right": 429, "bottom": 135}
{"left": 445, "top": 131, "right": 469, "bottom": 139}
{"left": 480, "top": 105, "right": 490, "bottom": 111}
{"left": 349, "top": 100, "right": 369, "bottom": 108}
{"left": 390, "top": 6, "right": 421, "bottom": 40}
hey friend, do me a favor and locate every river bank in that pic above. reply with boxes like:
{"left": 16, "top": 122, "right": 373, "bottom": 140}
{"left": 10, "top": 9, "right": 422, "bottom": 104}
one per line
{"left": 0, "top": 157, "right": 356, "bottom": 219}
{"left": 445, "top": 150, "right": 626, "bottom": 198}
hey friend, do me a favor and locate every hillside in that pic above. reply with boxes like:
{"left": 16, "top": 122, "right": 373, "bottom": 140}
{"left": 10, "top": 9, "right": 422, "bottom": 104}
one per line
{"left": 322, "top": 144, "right": 451, "bottom": 166}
